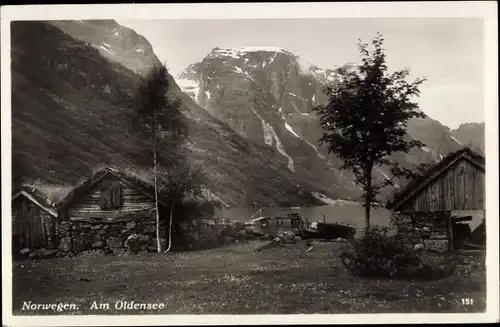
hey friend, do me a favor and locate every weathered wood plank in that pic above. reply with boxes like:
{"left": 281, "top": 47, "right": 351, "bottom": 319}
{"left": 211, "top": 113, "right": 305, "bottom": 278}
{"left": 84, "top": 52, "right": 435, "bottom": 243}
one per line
{"left": 401, "top": 157, "right": 484, "bottom": 212}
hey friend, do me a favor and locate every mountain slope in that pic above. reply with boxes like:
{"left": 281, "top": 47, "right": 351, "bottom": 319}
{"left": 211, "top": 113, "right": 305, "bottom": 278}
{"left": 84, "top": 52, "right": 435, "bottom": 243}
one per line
{"left": 11, "top": 21, "right": 327, "bottom": 208}
{"left": 451, "top": 122, "right": 485, "bottom": 155}
{"left": 177, "top": 47, "right": 466, "bottom": 199}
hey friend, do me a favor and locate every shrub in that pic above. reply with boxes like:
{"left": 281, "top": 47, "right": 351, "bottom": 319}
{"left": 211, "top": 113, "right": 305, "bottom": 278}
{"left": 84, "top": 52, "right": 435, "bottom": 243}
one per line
{"left": 340, "top": 226, "right": 423, "bottom": 278}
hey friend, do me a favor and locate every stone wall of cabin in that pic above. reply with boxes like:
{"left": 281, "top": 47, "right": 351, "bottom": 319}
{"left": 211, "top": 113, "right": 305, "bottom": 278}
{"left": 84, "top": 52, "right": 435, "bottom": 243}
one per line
{"left": 57, "top": 175, "right": 167, "bottom": 255}
{"left": 393, "top": 211, "right": 451, "bottom": 252}
{"left": 57, "top": 210, "right": 166, "bottom": 255}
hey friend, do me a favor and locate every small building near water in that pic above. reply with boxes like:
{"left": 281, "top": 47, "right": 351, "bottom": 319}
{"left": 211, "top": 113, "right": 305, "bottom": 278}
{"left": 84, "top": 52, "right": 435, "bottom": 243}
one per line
{"left": 12, "top": 186, "right": 59, "bottom": 253}
{"left": 386, "top": 147, "right": 485, "bottom": 251}
{"left": 56, "top": 166, "right": 169, "bottom": 254}
{"left": 13, "top": 166, "right": 228, "bottom": 256}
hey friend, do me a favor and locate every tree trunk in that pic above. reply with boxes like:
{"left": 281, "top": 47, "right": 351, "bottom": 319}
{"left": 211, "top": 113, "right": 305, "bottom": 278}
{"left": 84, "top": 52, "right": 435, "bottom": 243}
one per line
{"left": 153, "top": 147, "right": 161, "bottom": 253}
{"left": 164, "top": 202, "right": 174, "bottom": 253}
{"left": 364, "top": 165, "right": 373, "bottom": 236}
{"left": 364, "top": 196, "right": 371, "bottom": 235}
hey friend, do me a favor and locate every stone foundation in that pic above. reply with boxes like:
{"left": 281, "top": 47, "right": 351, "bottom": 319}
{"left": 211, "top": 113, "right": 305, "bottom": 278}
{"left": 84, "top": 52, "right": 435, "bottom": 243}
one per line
{"left": 394, "top": 212, "right": 452, "bottom": 253}
{"left": 57, "top": 219, "right": 166, "bottom": 255}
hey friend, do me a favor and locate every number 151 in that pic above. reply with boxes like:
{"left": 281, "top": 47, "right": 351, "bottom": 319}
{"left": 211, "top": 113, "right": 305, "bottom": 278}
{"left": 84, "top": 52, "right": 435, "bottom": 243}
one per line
{"left": 461, "top": 298, "right": 474, "bottom": 305}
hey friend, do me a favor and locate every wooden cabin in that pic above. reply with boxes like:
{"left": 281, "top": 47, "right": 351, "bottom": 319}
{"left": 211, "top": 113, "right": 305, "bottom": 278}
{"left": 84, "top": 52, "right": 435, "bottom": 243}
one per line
{"left": 386, "top": 147, "right": 485, "bottom": 251}
{"left": 12, "top": 186, "right": 59, "bottom": 252}
{"left": 57, "top": 167, "right": 170, "bottom": 253}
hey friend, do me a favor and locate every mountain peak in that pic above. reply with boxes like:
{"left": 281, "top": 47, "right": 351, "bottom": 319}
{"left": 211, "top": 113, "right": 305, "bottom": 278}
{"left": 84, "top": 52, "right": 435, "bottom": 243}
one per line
{"left": 211, "top": 46, "right": 291, "bottom": 57}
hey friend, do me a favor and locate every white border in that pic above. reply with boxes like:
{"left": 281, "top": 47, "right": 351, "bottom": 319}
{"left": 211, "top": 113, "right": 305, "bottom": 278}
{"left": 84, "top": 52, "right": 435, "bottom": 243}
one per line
{"left": 1, "top": 2, "right": 498, "bottom": 326}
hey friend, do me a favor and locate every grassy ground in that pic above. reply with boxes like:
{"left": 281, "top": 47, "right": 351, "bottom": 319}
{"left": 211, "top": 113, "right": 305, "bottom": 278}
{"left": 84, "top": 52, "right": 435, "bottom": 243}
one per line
{"left": 12, "top": 241, "right": 485, "bottom": 315}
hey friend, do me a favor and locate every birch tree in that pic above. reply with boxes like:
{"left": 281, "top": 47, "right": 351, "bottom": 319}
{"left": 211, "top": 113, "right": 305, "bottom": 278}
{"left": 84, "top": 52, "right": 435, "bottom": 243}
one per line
{"left": 134, "top": 63, "right": 186, "bottom": 252}
{"left": 162, "top": 156, "right": 204, "bottom": 253}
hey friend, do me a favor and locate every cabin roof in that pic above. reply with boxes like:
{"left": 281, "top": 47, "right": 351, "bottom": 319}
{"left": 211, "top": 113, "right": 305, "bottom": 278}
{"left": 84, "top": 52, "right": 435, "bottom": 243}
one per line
{"left": 386, "top": 147, "right": 485, "bottom": 211}
{"left": 12, "top": 186, "right": 58, "bottom": 217}
{"left": 58, "top": 166, "right": 170, "bottom": 209}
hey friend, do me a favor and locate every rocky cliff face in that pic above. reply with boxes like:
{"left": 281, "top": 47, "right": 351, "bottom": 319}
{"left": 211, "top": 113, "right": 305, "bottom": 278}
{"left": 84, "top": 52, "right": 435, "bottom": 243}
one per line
{"left": 11, "top": 21, "right": 327, "bottom": 208}
{"left": 49, "top": 20, "right": 162, "bottom": 77}
{"left": 177, "top": 47, "right": 362, "bottom": 199}
{"left": 177, "top": 47, "right": 467, "bottom": 199}
{"left": 451, "top": 122, "right": 485, "bottom": 155}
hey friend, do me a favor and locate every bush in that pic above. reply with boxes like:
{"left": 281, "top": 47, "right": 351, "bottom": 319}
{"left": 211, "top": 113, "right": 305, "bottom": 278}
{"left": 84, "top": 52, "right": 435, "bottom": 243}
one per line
{"left": 340, "top": 226, "right": 423, "bottom": 278}
{"left": 341, "top": 226, "right": 456, "bottom": 280}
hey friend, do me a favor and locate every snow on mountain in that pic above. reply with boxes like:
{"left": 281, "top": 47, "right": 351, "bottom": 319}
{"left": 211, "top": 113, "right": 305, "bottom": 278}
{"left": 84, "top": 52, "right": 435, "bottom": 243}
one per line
{"left": 174, "top": 78, "right": 200, "bottom": 100}
{"left": 175, "top": 45, "right": 466, "bottom": 201}
{"left": 451, "top": 136, "right": 463, "bottom": 146}
{"left": 251, "top": 106, "right": 295, "bottom": 172}
{"left": 450, "top": 122, "right": 485, "bottom": 155}
{"left": 13, "top": 20, "right": 327, "bottom": 208}
{"left": 207, "top": 46, "right": 289, "bottom": 60}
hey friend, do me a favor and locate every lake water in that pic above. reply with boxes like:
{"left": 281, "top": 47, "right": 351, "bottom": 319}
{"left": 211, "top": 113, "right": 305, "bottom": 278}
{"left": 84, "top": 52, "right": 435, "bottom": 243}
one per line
{"left": 214, "top": 205, "right": 485, "bottom": 238}
{"left": 214, "top": 203, "right": 394, "bottom": 235}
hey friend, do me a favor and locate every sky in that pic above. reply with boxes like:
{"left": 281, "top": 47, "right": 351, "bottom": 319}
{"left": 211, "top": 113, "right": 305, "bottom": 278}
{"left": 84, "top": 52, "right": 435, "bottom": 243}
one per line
{"left": 118, "top": 18, "right": 484, "bottom": 129}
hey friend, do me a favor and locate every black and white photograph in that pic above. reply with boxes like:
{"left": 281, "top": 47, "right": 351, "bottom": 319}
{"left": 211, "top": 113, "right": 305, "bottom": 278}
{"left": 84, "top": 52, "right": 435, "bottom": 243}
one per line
{"left": 1, "top": 2, "right": 498, "bottom": 325}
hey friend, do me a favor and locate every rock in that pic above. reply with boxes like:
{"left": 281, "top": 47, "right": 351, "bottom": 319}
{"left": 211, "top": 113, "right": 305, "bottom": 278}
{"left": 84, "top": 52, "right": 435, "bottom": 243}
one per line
{"left": 124, "top": 234, "right": 140, "bottom": 252}
{"left": 91, "top": 224, "right": 102, "bottom": 230}
{"left": 39, "top": 248, "right": 58, "bottom": 258}
{"left": 255, "top": 238, "right": 282, "bottom": 252}
{"left": 237, "top": 229, "right": 248, "bottom": 238}
{"left": 126, "top": 221, "right": 136, "bottom": 229}
{"left": 20, "top": 248, "right": 31, "bottom": 255}
{"left": 94, "top": 249, "right": 105, "bottom": 256}
{"left": 106, "top": 237, "right": 123, "bottom": 249}
{"left": 28, "top": 248, "right": 57, "bottom": 259}
{"left": 58, "top": 237, "right": 73, "bottom": 252}
{"left": 92, "top": 241, "right": 105, "bottom": 249}
{"left": 414, "top": 243, "right": 426, "bottom": 251}
{"left": 424, "top": 239, "right": 449, "bottom": 252}
{"left": 97, "top": 229, "right": 107, "bottom": 236}
{"left": 73, "top": 235, "right": 93, "bottom": 252}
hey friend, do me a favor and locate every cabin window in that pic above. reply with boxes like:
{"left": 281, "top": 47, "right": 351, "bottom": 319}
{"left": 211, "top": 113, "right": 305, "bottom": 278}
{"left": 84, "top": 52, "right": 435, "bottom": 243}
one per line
{"left": 99, "top": 180, "right": 122, "bottom": 210}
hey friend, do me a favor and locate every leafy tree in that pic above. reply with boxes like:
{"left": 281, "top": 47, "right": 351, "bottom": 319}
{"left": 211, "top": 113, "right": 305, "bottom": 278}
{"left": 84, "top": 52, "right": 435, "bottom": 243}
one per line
{"left": 133, "top": 63, "right": 187, "bottom": 252}
{"left": 314, "top": 33, "right": 427, "bottom": 234}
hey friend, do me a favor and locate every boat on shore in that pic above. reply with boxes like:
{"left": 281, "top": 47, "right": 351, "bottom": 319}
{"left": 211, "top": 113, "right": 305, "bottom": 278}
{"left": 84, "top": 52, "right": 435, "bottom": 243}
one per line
{"left": 300, "top": 221, "right": 356, "bottom": 240}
